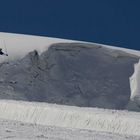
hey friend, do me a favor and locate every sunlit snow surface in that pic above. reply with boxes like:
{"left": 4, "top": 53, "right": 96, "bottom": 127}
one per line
{"left": 0, "top": 32, "right": 140, "bottom": 62}
{"left": 0, "top": 32, "right": 140, "bottom": 139}
{"left": 0, "top": 100, "right": 140, "bottom": 136}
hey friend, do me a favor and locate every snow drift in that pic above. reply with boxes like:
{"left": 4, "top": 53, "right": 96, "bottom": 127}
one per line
{"left": 0, "top": 100, "right": 140, "bottom": 136}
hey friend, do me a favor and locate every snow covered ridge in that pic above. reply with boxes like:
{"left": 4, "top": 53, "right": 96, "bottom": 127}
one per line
{"left": 0, "top": 32, "right": 140, "bottom": 63}
{"left": 0, "top": 32, "right": 76, "bottom": 63}
{"left": 0, "top": 100, "right": 140, "bottom": 136}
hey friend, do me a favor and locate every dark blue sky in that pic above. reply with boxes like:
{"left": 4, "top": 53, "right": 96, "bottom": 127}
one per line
{"left": 0, "top": 0, "right": 140, "bottom": 50}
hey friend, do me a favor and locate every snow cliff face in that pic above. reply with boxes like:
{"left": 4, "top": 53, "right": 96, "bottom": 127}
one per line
{"left": 0, "top": 42, "right": 138, "bottom": 110}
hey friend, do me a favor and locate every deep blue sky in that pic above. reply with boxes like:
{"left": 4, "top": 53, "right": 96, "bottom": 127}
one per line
{"left": 0, "top": 0, "right": 140, "bottom": 50}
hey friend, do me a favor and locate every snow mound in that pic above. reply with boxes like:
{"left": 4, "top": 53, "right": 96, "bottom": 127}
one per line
{"left": 0, "top": 100, "right": 140, "bottom": 136}
{"left": 0, "top": 43, "right": 138, "bottom": 110}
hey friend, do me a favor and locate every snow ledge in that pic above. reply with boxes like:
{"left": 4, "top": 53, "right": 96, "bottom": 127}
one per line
{"left": 0, "top": 100, "right": 140, "bottom": 136}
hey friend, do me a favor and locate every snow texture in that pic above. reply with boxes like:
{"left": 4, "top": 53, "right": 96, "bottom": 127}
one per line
{"left": 0, "top": 32, "right": 140, "bottom": 138}
{"left": 0, "top": 32, "right": 140, "bottom": 63}
{"left": 0, "top": 32, "right": 76, "bottom": 63}
{"left": 0, "top": 100, "right": 140, "bottom": 136}
{"left": 0, "top": 118, "right": 139, "bottom": 140}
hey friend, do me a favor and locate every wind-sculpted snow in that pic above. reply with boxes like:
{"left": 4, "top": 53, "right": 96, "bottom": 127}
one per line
{"left": 0, "top": 43, "right": 139, "bottom": 110}
{"left": 0, "top": 100, "right": 140, "bottom": 136}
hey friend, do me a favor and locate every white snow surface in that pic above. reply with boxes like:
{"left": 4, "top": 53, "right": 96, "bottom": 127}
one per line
{"left": 0, "top": 118, "right": 139, "bottom": 140}
{"left": 0, "top": 100, "right": 140, "bottom": 136}
{"left": 0, "top": 32, "right": 76, "bottom": 62}
{"left": 0, "top": 32, "right": 140, "bottom": 63}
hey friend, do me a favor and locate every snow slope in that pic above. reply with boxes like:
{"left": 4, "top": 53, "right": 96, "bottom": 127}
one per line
{"left": 0, "top": 32, "right": 140, "bottom": 62}
{"left": 0, "top": 118, "right": 139, "bottom": 140}
{"left": 0, "top": 32, "right": 76, "bottom": 62}
{"left": 0, "top": 32, "right": 140, "bottom": 138}
{"left": 0, "top": 100, "right": 140, "bottom": 136}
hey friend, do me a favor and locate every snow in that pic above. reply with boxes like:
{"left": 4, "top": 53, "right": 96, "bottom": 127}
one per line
{"left": 0, "top": 32, "right": 140, "bottom": 139}
{"left": 0, "top": 32, "right": 140, "bottom": 63}
{"left": 0, "top": 118, "right": 139, "bottom": 140}
{"left": 0, "top": 32, "right": 76, "bottom": 62}
{"left": 0, "top": 100, "right": 140, "bottom": 136}
{"left": 130, "top": 60, "right": 140, "bottom": 106}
